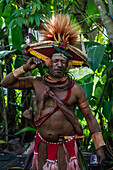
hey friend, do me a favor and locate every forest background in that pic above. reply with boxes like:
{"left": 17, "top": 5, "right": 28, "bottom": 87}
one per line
{"left": 0, "top": 0, "right": 113, "bottom": 168}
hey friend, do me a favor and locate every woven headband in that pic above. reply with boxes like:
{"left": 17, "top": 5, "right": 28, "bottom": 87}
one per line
{"left": 52, "top": 53, "right": 67, "bottom": 59}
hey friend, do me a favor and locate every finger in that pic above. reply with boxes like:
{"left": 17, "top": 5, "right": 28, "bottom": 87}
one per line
{"left": 97, "top": 155, "right": 100, "bottom": 164}
{"left": 98, "top": 156, "right": 103, "bottom": 165}
{"left": 32, "top": 57, "right": 37, "bottom": 64}
{"left": 30, "top": 64, "right": 39, "bottom": 70}
{"left": 26, "top": 58, "right": 33, "bottom": 66}
{"left": 100, "top": 156, "right": 105, "bottom": 165}
{"left": 37, "top": 59, "right": 42, "bottom": 64}
{"left": 32, "top": 57, "right": 41, "bottom": 64}
{"left": 99, "top": 159, "right": 102, "bottom": 165}
{"left": 28, "top": 57, "right": 35, "bottom": 64}
{"left": 30, "top": 57, "right": 36, "bottom": 63}
{"left": 34, "top": 57, "right": 42, "bottom": 64}
{"left": 28, "top": 57, "right": 33, "bottom": 63}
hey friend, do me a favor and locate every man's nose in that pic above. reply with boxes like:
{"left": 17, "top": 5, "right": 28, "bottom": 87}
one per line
{"left": 57, "top": 61, "right": 62, "bottom": 67}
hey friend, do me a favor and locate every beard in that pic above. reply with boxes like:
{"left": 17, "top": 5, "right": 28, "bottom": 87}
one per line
{"left": 49, "top": 67, "right": 65, "bottom": 78}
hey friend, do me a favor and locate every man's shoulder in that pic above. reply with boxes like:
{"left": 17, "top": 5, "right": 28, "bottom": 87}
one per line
{"left": 32, "top": 76, "right": 43, "bottom": 82}
{"left": 34, "top": 76, "right": 43, "bottom": 81}
{"left": 72, "top": 81, "right": 82, "bottom": 90}
{"left": 24, "top": 76, "right": 43, "bottom": 82}
{"left": 72, "top": 81, "right": 85, "bottom": 96}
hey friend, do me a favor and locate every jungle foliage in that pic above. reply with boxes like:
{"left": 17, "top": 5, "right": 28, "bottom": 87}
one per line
{"left": 0, "top": 0, "right": 113, "bottom": 166}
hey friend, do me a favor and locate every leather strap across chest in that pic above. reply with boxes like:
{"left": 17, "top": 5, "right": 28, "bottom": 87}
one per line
{"left": 34, "top": 87, "right": 71, "bottom": 127}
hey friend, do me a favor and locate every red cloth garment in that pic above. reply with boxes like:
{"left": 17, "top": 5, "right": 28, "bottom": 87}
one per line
{"left": 33, "top": 131, "right": 79, "bottom": 170}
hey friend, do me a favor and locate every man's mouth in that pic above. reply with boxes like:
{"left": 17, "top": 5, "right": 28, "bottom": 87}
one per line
{"left": 54, "top": 70, "right": 62, "bottom": 74}
{"left": 54, "top": 69, "right": 63, "bottom": 72}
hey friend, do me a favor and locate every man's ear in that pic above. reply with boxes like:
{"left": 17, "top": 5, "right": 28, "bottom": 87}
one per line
{"left": 67, "top": 60, "right": 73, "bottom": 69}
{"left": 45, "top": 58, "right": 51, "bottom": 67}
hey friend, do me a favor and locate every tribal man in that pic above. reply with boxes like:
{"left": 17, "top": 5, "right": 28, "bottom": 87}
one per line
{"left": 0, "top": 14, "right": 105, "bottom": 170}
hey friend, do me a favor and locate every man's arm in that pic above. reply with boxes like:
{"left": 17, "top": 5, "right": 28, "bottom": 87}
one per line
{"left": 0, "top": 57, "right": 41, "bottom": 89}
{"left": 74, "top": 83, "right": 105, "bottom": 165}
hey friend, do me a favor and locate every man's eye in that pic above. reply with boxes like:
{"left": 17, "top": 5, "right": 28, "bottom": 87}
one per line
{"left": 62, "top": 61, "right": 66, "bottom": 64}
{"left": 54, "top": 60, "right": 58, "bottom": 63}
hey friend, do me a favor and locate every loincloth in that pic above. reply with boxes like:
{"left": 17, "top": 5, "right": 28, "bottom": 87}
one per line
{"left": 31, "top": 131, "right": 80, "bottom": 170}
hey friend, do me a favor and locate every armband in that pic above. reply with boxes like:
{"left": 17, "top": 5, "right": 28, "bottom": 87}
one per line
{"left": 78, "top": 100, "right": 89, "bottom": 109}
{"left": 19, "top": 78, "right": 25, "bottom": 89}
{"left": 92, "top": 132, "right": 106, "bottom": 150}
{"left": 13, "top": 66, "right": 26, "bottom": 78}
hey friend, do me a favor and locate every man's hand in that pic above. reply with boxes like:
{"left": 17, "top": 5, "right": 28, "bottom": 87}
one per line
{"left": 96, "top": 146, "right": 105, "bottom": 165}
{"left": 23, "top": 57, "right": 42, "bottom": 72}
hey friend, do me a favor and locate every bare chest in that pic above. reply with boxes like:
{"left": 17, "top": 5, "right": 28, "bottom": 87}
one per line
{"left": 33, "top": 80, "right": 77, "bottom": 108}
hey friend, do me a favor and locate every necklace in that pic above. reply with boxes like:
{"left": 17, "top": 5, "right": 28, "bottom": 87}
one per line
{"left": 42, "top": 74, "right": 74, "bottom": 90}
{"left": 44, "top": 74, "right": 68, "bottom": 84}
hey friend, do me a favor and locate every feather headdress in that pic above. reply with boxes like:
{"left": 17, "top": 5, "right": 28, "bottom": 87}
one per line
{"left": 40, "top": 13, "right": 80, "bottom": 48}
{"left": 25, "top": 13, "right": 88, "bottom": 68}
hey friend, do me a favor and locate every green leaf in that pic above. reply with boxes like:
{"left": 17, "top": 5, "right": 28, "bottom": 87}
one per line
{"left": 102, "top": 129, "right": 113, "bottom": 140}
{"left": 84, "top": 41, "right": 102, "bottom": 52}
{"left": 0, "top": 122, "right": 5, "bottom": 126}
{"left": 78, "top": 74, "right": 94, "bottom": 84}
{"left": 8, "top": 19, "right": 15, "bottom": 29}
{"left": 73, "top": 1, "right": 79, "bottom": 9}
{"left": 87, "top": 0, "right": 98, "bottom": 15}
{"left": 22, "top": 18, "right": 26, "bottom": 25}
{"left": 11, "top": 9, "right": 19, "bottom": 17}
{"left": 102, "top": 101, "right": 113, "bottom": 121}
{"left": 9, "top": 102, "right": 23, "bottom": 108}
{"left": 2, "top": 4, "right": 11, "bottom": 19}
{"left": 35, "top": 13, "right": 40, "bottom": 26}
{"left": 17, "top": 17, "right": 23, "bottom": 28}
{"left": 102, "top": 62, "right": 113, "bottom": 76}
{"left": 94, "top": 86, "right": 102, "bottom": 102}
{"left": 9, "top": 102, "right": 25, "bottom": 112}
{"left": 15, "top": 126, "right": 37, "bottom": 135}
{"left": 6, "top": 0, "right": 10, "bottom": 3}
{"left": 87, "top": 45, "right": 105, "bottom": 72}
{"left": 101, "top": 54, "right": 109, "bottom": 66}
{"left": 36, "top": 0, "right": 41, "bottom": 10}
{"left": 80, "top": 82, "right": 93, "bottom": 101}
{"left": 22, "top": 10, "right": 26, "bottom": 18}
{"left": 14, "top": 57, "right": 23, "bottom": 69}
{"left": 0, "top": 17, "right": 3, "bottom": 28}
{"left": 31, "top": 3, "right": 37, "bottom": 14}
{"left": 0, "top": 140, "right": 6, "bottom": 144}
{"left": 2, "top": 4, "right": 11, "bottom": 26}
{"left": 94, "top": 81, "right": 103, "bottom": 103}
{"left": 105, "top": 43, "right": 112, "bottom": 53}
{"left": 86, "top": 0, "right": 99, "bottom": 26}
{"left": 29, "top": 15, "right": 35, "bottom": 24}
{"left": 0, "top": 50, "right": 16, "bottom": 59}
{"left": 0, "top": 2, "right": 5, "bottom": 16}
{"left": 11, "top": 25, "right": 23, "bottom": 51}
{"left": 84, "top": 74, "right": 94, "bottom": 83}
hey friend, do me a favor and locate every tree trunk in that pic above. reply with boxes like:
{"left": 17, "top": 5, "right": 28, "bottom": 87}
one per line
{"left": 94, "top": 0, "right": 113, "bottom": 160}
{"left": 94, "top": 0, "right": 113, "bottom": 59}
{"left": 0, "top": 63, "right": 8, "bottom": 142}
{"left": 108, "top": 0, "right": 113, "bottom": 16}
{"left": 5, "top": 55, "right": 17, "bottom": 137}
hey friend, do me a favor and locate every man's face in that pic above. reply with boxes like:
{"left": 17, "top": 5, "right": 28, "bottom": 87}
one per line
{"left": 48, "top": 54, "right": 67, "bottom": 78}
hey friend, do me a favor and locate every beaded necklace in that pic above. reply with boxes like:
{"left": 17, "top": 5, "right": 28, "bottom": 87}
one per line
{"left": 42, "top": 74, "right": 74, "bottom": 90}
